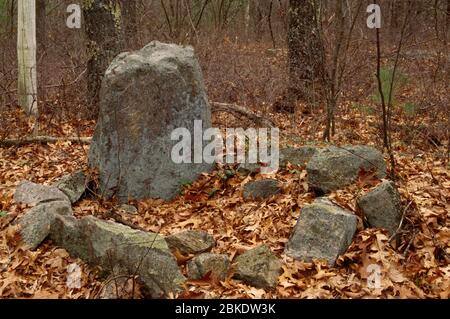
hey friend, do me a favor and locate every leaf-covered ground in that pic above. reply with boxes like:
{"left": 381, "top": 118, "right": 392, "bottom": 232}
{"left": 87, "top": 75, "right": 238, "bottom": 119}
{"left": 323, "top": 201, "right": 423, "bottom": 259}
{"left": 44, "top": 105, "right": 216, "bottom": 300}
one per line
{"left": 0, "top": 107, "right": 448, "bottom": 299}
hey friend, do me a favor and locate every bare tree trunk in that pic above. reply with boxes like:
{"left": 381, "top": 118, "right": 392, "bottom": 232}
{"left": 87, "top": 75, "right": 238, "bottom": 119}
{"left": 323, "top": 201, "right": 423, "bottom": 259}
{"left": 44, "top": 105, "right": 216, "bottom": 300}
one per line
{"left": 285, "top": 0, "right": 325, "bottom": 112}
{"left": 83, "top": 0, "right": 122, "bottom": 119}
{"left": 447, "top": 0, "right": 450, "bottom": 32}
{"left": 17, "top": 0, "right": 38, "bottom": 117}
{"left": 120, "top": 0, "right": 137, "bottom": 49}
{"left": 36, "top": 0, "right": 46, "bottom": 103}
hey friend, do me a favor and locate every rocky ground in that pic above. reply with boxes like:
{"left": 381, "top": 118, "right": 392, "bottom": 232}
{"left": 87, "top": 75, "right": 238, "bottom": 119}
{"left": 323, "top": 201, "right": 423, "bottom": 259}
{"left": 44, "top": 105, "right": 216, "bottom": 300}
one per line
{"left": 0, "top": 107, "right": 448, "bottom": 299}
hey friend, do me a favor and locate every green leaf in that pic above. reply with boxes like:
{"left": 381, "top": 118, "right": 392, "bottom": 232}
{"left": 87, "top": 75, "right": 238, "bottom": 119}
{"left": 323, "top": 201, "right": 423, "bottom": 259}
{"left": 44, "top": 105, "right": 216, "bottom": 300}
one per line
{"left": 0, "top": 211, "right": 7, "bottom": 218}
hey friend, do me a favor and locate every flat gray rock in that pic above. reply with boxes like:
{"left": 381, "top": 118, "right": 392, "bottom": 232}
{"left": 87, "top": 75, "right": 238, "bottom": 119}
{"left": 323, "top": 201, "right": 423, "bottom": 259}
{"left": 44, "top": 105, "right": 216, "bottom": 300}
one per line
{"left": 280, "top": 146, "right": 319, "bottom": 166}
{"left": 284, "top": 198, "right": 357, "bottom": 265}
{"left": 89, "top": 41, "right": 213, "bottom": 202}
{"left": 53, "top": 170, "right": 87, "bottom": 204}
{"left": 357, "top": 180, "right": 402, "bottom": 235}
{"left": 166, "top": 230, "right": 215, "bottom": 254}
{"left": 187, "top": 253, "right": 230, "bottom": 281}
{"left": 19, "top": 200, "right": 73, "bottom": 250}
{"left": 243, "top": 179, "right": 280, "bottom": 200}
{"left": 306, "top": 145, "right": 386, "bottom": 193}
{"left": 14, "top": 181, "right": 70, "bottom": 206}
{"left": 233, "top": 245, "right": 281, "bottom": 288}
{"left": 50, "top": 215, "right": 185, "bottom": 298}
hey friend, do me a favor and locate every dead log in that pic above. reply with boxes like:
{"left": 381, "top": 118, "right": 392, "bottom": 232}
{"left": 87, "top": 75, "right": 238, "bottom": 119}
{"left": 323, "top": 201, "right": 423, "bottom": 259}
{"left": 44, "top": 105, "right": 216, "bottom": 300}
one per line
{"left": 0, "top": 136, "right": 92, "bottom": 147}
{"left": 210, "top": 102, "right": 275, "bottom": 127}
{"left": 1, "top": 102, "right": 275, "bottom": 147}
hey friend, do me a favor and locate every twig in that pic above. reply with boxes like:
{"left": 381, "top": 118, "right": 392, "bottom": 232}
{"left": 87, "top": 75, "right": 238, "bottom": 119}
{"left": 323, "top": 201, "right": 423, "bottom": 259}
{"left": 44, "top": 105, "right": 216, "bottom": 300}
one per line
{"left": 388, "top": 200, "right": 413, "bottom": 243}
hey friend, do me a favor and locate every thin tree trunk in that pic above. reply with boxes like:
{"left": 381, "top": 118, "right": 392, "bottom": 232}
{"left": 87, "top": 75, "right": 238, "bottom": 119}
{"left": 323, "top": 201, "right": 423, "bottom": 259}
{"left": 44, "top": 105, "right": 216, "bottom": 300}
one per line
{"left": 17, "top": 0, "right": 38, "bottom": 116}
{"left": 286, "top": 0, "right": 325, "bottom": 110}
{"left": 120, "top": 0, "right": 137, "bottom": 49}
{"left": 83, "top": 0, "right": 122, "bottom": 119}
{"left": 36, "top": 0, "right": 46, "bottom": 102}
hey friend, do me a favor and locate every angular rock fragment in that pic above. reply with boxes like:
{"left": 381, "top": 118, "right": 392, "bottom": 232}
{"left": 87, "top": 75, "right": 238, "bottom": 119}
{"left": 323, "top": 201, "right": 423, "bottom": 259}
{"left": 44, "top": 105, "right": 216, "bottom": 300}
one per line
{"left": 243, "top": 179, "right": 280, "bottom": 200}
{"left": 166, "top": 230, "right": 215, "bottom": 254}
{"left": 50, "top": 215, "right": 185, "bottom": 298}
{"left": 19, "top": 200, "right": 73, "bottom": 250}
{"left": 14, "top": 181, "right": 69, "bottom": 206}
{"left": 53, "top": 170, "right": 87, "bottom": 204}
{"left": 285, "top": 198, "right": 357, "bottom": 265}
{"left": 187, "top": 253, "right": 230, "bottom": 281}
{"left": 280, "top": 146, "right": 319, "bottom": 166}
{"left": 233, "top": 245, "right": 281, "bottom": 288}
{"left": 306, "top": 145, "right": 386, "bottom": 193}
{"left": 357, "top": 180, "right": 402, "bottom": 236}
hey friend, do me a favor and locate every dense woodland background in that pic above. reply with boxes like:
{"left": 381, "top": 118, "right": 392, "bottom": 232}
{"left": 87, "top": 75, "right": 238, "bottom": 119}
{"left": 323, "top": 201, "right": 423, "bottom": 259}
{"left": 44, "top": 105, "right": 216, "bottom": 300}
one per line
{"left": 0, "top": 0, "right": 448, "bottom": 299}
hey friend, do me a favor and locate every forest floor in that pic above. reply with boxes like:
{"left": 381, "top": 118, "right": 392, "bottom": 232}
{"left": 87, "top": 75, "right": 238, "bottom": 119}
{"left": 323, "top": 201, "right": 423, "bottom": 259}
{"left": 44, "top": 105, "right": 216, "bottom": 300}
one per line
{"left": 0, "top": 103, "right": 448, "bottom": 299}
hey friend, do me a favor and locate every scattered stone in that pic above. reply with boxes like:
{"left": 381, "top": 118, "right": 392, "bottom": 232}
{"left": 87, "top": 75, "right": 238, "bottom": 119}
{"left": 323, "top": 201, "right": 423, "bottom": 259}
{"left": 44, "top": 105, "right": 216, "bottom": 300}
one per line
{"left": 243, "top": 179, "right": 280, "bottom": 200}
{"left": 53, "top": 170, "right": 87, "bottom": 204}
{"left": 280, "top": 146, "right": 319, "bottom": 166}
{"left": 50, "top": 215, "right": 185, "bottom": 298}
{"left": 237, "top": 162, "right": 262, "bottom": 175}
{"left": 88, "top": 41, "right": 213, "bottom": 202}
{"left": 117, "top": 204, "right": 138, "bottom": 215}
{"left": 166, "top": 230, "right": 215, "bottom": 254}
{"left": 233, "top": 245, "right": 281, "bottom": 288}
{"left": 357, "top": 180, "right": 402, "bottom": 236}
{"left": 306, "top": 145, "right": 386, "bottom": 193}
{"left": 284, "top": 198, "right": 357, "bottom": 265}
{"left": 19, "top": 200, "right": 73, "bottom": 250}
{"left": 14, "top": 181, "right": 69, "bottom": 206}
{"left": 187, "top": 253, "right": 230, "bottom": 281}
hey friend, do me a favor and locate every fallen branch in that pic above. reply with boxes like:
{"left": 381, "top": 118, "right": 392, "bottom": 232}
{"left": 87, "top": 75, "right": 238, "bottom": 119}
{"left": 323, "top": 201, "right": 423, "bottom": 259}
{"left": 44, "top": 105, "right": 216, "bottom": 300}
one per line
{"left": 210, "top": 102, "right": 275, "bottom": 127}
{"left": 0, "top": 136, "right": 92, "bottom": 147}
{"left": 1, "top": 102, "right": 275, "bottom": 147}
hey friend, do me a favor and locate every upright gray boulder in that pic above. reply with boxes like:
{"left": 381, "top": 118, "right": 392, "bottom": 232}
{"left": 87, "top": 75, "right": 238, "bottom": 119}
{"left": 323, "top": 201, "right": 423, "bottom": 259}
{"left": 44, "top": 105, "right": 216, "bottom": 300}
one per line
{"left": 89, "top": 41, "right": 213, "bottom": 201}
{"left": 306, "top": 145, "right": 386, "bottom": 193}
{"left": 357, "top": 180, "right": 402, "bottom": 235}
{"left": 285, "top": 198, "right": 357, "bottom": 265}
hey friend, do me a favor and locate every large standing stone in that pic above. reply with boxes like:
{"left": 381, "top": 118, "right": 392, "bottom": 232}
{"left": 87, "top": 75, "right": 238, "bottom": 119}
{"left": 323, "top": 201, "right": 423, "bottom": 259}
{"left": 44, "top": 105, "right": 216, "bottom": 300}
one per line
{"left": 233, "top": 245, "right": 281, "bottom": 288}
{"left": 166, "top": 230, "right": 215, "bottom": 254}
{"left": 19, "top": 200, "right": 73, "bottom": 250}
{"left": 306, "top": 145, "right": 386, "bottom": 193}
{"left": 14, "top": 181, "right": 70, "bottom": 206}
{"left": 50, "top": 215, "right": 185, "bottom": 297}
{"left": 89, "top": 41, "right": 213, "bottom": 201}
{"left": 285, "top": 198, "right": 357, "bottom": 265}
{"left": 357, "top": 180, "right": 402, "bottom": 236}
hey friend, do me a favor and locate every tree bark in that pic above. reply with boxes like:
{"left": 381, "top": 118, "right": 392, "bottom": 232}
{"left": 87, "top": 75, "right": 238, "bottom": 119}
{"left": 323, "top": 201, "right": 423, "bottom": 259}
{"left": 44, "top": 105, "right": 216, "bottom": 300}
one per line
{"left": 120, "top": 0, "right": 138, "bottom": 49}
{"left": 285, "top": 0, "right": 325, "bottom": 111}
{"left": 36, "top": 0, "right": 46, "bottom": 103}
{"left": 83, "top": 0, "right": 122, "bottom": 119}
